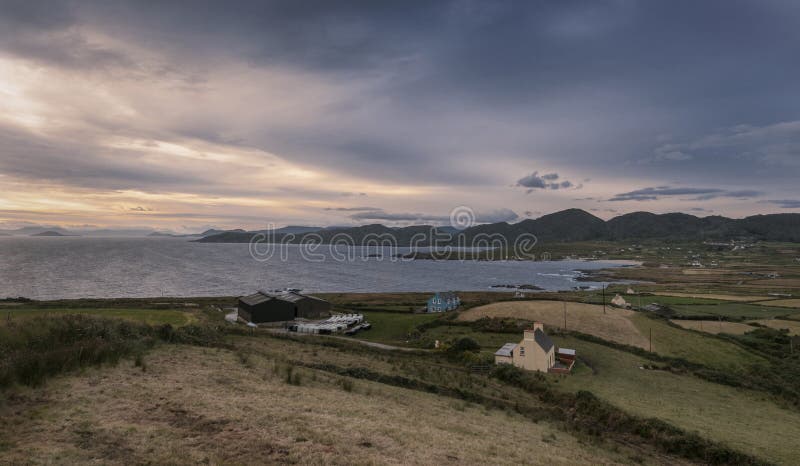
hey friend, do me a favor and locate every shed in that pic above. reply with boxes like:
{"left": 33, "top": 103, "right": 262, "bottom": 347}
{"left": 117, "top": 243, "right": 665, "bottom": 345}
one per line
{"left": 237, "top": 291, "right": 331, "bottom": 324}
{"left": 494, "top": 343, "right": 517, "bottom": 365}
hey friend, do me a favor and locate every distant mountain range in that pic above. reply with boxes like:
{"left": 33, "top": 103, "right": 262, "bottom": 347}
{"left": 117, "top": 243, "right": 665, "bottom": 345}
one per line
{"left": 31, "top": 230, "right": 73, "bottom": 237}
{"left": 0, "top": 226, "right": 163, "bottom": 237}
{"left": 3, "top": 210, "right": 798, "bottom": 243}
{"left": 195, "top": 209, "right": 800, "bottom": 244}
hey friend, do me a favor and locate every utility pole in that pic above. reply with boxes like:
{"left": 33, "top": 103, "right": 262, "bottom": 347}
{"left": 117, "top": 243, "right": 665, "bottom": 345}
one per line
{"left": 602, "top": 284, "right": 606, "bottom": 315}
{"left": 564, "top": 301, "right": 567, "bottom": 330}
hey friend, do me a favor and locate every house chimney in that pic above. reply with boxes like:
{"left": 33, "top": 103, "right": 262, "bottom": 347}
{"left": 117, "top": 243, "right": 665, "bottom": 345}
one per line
{"left": 524, "top": 322, "right": 544, "bottom": 340}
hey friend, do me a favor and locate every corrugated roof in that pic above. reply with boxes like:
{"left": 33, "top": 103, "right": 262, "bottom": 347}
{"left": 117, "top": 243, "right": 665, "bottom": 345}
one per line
{"left": 240, "top": 292, "right": 273, "bottom": 306}
{"left": 534, "top": 329, "right": 554, "bottom": 352}
{"left": 243, "top": 290, "right": 330, "bottom": 306}
{"left": 275, "top": 291, "right": 305, "bottom": 303}
{"left": 494, "top": 343, "right": 517, "bottom": 357}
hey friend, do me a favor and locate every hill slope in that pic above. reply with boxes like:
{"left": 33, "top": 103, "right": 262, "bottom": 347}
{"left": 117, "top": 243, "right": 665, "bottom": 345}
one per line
{"left": 196, "top": 210, "right": 800, "bottom": 244}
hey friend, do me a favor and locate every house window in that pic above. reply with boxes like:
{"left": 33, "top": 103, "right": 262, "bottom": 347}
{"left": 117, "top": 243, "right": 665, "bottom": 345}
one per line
{"left": 519, "top": 346, "right": 525, "bottom": 356}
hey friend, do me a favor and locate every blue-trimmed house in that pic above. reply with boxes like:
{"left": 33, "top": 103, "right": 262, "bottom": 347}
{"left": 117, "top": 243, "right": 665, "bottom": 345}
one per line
{"left": 426, "top": 292, "right": 460, "bottom": 313}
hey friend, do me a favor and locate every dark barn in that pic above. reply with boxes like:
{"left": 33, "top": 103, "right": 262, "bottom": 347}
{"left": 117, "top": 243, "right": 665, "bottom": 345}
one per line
{"left": 237, "top": 291, "right": 331, "bottom": 324}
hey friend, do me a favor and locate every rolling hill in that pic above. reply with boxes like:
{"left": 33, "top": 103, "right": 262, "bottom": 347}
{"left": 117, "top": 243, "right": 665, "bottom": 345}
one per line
{"left": 195, "top": 209, "right": 800, "bottom": 244}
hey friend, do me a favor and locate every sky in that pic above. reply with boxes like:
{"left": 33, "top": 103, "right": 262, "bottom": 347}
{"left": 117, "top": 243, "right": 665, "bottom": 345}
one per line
{"left": 0, "top": 0, "right": 799, "bottom": 232}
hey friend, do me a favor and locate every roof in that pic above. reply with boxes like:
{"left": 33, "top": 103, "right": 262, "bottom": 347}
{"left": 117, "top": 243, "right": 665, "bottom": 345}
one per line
{"left": 239, "top": 292, "right": 274, "bottom": 306}
{"left": 534, "top": 329, "right": 554, "bottom": 352}
{"left": 557, "top": 348, "right": 576, "bottom": 356}
{"left": 433, "top": 291, "right": 458, "bottom": 299}
{"left": 241, "top": 290, "right": 330, "bottom": 306}
{"left": 272, "top": 291, "right": 306, "bottom": 303}
{"left": 495, "top": 343, "right": 517, "bottom": 357}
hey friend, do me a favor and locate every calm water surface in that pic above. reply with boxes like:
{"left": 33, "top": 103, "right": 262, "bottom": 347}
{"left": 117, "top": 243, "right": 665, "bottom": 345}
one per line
{"left": 0, "top": 237, "right": 636, "bottom": 299}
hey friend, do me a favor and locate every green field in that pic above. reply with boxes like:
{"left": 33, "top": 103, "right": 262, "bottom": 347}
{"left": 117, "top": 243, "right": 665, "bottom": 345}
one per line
{"left": 354, "top": 311, "right": 440, "bottom": 344}
{"left": 552, "top": 336, "right": 800, "bottom": 465}
{"left": 670, "top": 302, "right": 796, "bottom": 319}
{"left": 629, "top": 314, "right": 766, "bottom": 370}
{"left": 1, "top": 307, "right": 196, "bottom": 326}
{"left": 584, "top": 293, "right": 727, "bottom": 306}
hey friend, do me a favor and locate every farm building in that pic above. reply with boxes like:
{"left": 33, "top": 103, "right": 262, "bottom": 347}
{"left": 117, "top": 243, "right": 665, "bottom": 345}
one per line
{"left": 610, "top": 294, "right": 631, "bottom": 309}
{"left": 427, "top": 292, "right": 460, "bottom": 312}
{"left": 237, "top": 291, "right": 331, "bottom": 324}
{"left": 494, "top": 322, "right": 576, "bottom": 373}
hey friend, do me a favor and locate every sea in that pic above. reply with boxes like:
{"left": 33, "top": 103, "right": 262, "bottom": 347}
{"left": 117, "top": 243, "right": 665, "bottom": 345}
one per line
{"left": 0, "top": 237, "right": 637, "bottom": 300}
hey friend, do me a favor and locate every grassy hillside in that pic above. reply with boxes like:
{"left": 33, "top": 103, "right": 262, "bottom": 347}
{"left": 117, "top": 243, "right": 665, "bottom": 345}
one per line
{"left": 1, "top": 308, "right": 195, "bottom": 326}
{"left": 1, "top": 344, "right": 635, "bottom": 465}
{"left": 553, "top": 336, "right": 800, "bottom": 465}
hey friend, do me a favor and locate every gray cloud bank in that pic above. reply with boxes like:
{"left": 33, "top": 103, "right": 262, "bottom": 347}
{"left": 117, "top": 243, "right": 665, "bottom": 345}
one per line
{"left": 0, "top": 0, "right": 798, "bottom": 225}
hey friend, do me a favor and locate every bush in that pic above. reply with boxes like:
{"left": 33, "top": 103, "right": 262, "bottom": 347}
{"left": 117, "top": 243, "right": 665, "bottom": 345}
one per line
{"left": 448, "top": 337, "right": 480, "bottom": 353}
{"left": 0, "top": 315, "right": 230, "bottom": 389}
{"left": 0, "top": 315, "right": 156, "bottom": 388}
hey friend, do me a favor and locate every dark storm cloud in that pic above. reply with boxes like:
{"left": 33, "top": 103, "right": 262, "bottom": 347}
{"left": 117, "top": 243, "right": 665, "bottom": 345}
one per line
{"left": 760, "top": 200, "right": 800, "bottom": 209}
{"left": 517, "top": 171, "right": 578, "bottom": 192}
{"left": 324, "top": 206, "right": 381, "bottom": 212}
{"left": 1, "top": 0, "right": 798, "bottom": 217}
{"left": 609, "top": 186, "right": 763, "bottom": 202}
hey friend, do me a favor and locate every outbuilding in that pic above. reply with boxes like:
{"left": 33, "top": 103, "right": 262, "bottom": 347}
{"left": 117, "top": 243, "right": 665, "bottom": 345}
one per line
{"left": 237, "top": 291, "right": 331, "bottom": 324}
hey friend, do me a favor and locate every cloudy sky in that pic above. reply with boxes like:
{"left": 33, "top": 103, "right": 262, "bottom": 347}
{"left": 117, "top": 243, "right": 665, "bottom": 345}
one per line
{"left": 1, "top": 0, "right": 798, "bottom": 232}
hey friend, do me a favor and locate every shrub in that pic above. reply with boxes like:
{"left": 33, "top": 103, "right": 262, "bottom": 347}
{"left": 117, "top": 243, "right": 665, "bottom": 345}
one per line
{"left": 449, "top": 337, "right": 480, "bottom": 353}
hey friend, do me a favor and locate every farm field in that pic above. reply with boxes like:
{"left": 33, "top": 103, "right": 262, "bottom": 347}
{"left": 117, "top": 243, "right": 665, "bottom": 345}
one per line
{"left": 669, "top": 302, "right": 795, "bottom": 319}
{"left": 457, "top": 300, "right": 649, "bottom": 349}
{"left": 628, "top": 314, "right": 766, "bottom": 370}
{"left": 0, "top": 344, "right": 629, "bottom": 466}
{"left": 749, "top": 319, "right": 800, "bottom": 335}
{"left": 651, "top": 292, "right": 771, "bottom": 302}
{"left": 755, "top": 298, "right": 800, "bottom": 308}
{"left": 354, "top": 311, "right": 439, "bottom": 345}
{"left": 552, "top": 336, "right": 800, "bottom": 465}
{"left": 670, "top": 319, "right": 755, "bottom": 335}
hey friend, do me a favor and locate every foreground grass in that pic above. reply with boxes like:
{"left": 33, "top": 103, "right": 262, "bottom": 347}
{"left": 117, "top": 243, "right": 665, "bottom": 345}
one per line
{"left": 1, "top": 308, "right": 196, "bottom": 327}
{"left": 0, "top": 345, "right": 631, "bottom": 465}
{"left": 553, "top": 336, "right": 800, "bottom": 465}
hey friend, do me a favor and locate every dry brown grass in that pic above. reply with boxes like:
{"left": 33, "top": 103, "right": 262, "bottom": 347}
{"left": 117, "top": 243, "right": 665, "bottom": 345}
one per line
{"left": 748, "top": 319, "right": 800, "bottom": 336}
{"left": 754, "top": 298, "right": 800, "bottom": 308}
{"left": 0, "top": 345, "right": 628, "bottom": 465}
{"left": 670, "top": 320, "right": 755, "bottom": 335}
{"left": 654, "top": 292, "right": 771, "bottom": 302}
{"left": 458, "top": 300, "right": 649, "bottom": 349}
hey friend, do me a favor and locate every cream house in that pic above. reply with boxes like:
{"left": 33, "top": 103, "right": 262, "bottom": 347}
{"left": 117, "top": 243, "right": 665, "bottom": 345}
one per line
{"left": 494, "top": 322, "right": 556, "bottom": 373}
